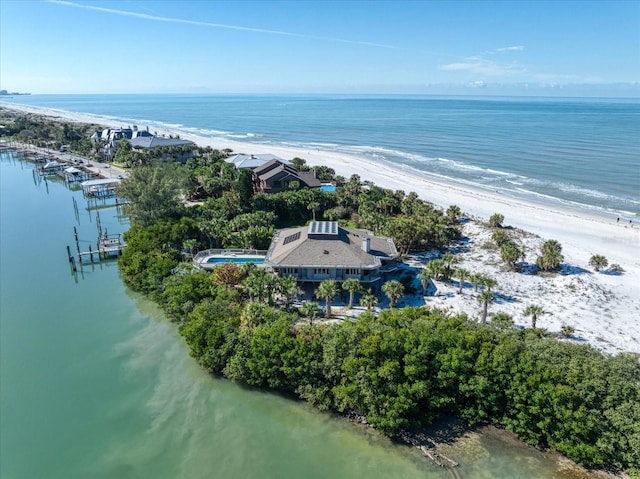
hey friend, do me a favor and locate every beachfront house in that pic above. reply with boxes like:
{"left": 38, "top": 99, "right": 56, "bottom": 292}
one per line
{"left": 264, "top": 221, "right": 398, "bottom": 290}
{"left": 128, "top": 136, "right": 196, "bottom": 163}
{"left": 91, "top": 126, "right": 154, "bottom": 161}
{"left": 225, "top": 154, "right": 321, "bottom": 193}
{"left": 225, "top": 153, "right": 290, "bottom": 169}
{"left": 90, "top": 126, "right": 153, "bottom": 146}
{"left": 90, "top": 126, "right": 195, "bottom": 162}
{"left": 252, "top": 159, "right": 322, "bottom": 193}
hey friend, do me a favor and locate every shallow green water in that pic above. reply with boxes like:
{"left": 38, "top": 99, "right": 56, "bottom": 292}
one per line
{"left": 0, "top": 151, "right": 591, "bottom": 479}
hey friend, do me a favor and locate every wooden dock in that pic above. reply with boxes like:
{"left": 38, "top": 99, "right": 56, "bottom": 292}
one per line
{"left": 78, "top": 233, "right": 124, "bottom": 261}
{"left": 97, "top": 233, "right": 124, "bottom": 256}
{"left": 68, "top": 232, "right": 124, "bottom": 272}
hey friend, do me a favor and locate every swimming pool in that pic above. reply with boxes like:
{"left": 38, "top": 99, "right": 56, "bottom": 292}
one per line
{"left": 193, "top": 249, "right": 268, "bottom": 270}
{"left": 205, "top": 256, "right": 265, "bottom": 265}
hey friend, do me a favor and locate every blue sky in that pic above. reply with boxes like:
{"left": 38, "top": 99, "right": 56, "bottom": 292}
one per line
{"left": 1, "top": 0, "right": 638, "bottom": 96}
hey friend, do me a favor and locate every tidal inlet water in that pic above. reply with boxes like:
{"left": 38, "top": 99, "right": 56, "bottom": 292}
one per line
{"left": 0, "top": 151, "right": 596, "bottom": 478}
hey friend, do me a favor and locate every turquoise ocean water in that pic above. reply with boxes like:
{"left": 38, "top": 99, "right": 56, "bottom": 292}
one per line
{"left": 2, "top": 94, "right": 639, "bottom": 218}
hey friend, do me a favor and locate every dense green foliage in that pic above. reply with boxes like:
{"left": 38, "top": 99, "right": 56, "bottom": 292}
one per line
{"left": 112, "top": 152, "right": 640, "bottom": 475}
{"left": 0, "top": 108, "right": 102, "bottom": 156}
{"left": 170, "top": 272, "right": 640, "bottom": 474}
{"left": 117, "top": 162, "right": 189, "bottom": 227}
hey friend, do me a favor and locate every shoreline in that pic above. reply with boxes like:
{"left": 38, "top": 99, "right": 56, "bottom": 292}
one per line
{"left": 2, "top": 102, "right": 639, "bottom": 354}
{"left": 2, "top": 101, "right": 637, "bottom": 222}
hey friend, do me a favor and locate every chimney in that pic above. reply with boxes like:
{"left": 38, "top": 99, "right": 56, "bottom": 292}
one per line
{"left": 362, "top": 237, "right": 371, "bottom": 253}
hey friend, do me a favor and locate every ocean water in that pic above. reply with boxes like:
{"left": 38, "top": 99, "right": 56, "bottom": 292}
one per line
{"left": 0, "top": 150, "right": 596, "bottom": 478}
{"left": 2, "top": 94, "right": 639, "bottom": 218}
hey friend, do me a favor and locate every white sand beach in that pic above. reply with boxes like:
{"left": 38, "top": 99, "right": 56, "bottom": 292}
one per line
{"left": 4, "top": 103, "right": 639, "bottom": 354}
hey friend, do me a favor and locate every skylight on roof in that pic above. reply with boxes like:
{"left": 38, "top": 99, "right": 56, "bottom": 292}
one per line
{"left": 308, "top": 221, "right": 338, "bottom": 236}
{"left": 283, "top": 231, "right": 301, "bottom": 245}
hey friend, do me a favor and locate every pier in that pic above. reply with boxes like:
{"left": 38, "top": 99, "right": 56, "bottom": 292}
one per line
{"left": 67, "top": 208, "right": 126, "bottom": 273}
{"left": 76, "top": 233, "right": 124, "bottom": 262}
{"left": 69, "top": 233, "right": 124, "bottom": 272}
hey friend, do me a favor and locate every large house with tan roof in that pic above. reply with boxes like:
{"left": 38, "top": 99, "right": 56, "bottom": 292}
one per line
{"left": 264, "top": 221, "right": 398, "bottom": 288}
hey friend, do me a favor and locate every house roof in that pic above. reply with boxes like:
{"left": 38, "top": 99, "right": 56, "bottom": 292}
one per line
{"left": 265, "top": 221, "right": 398, "bottom": 268}
{"left": 129, "top": 136, "right": 195, "bottom": 149}
{"left": 225, "top": 154, "right": 289, "bottom": 169}
{"left": 296, "top": 171, "right": 322, "bottom": 188}
{"left": 254, "top": 159, "right": 322, "bottom": 188}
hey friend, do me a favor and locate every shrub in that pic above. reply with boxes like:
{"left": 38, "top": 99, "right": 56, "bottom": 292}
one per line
{"left": 491, "top": 229, "right": 510, "bottom": 246}
{"left": 589, "top": 254, "right": 608, "bottom": 272}
{"left": 489, "top": 213, "right": 505, "bottom": 228}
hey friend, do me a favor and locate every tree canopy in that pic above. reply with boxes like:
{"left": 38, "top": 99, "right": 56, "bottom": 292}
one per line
{"left": 117, "top": 162, "right": 189, "bottom": 227}
{"left": 111, "top": 153, "right": 640, "bottom": 476}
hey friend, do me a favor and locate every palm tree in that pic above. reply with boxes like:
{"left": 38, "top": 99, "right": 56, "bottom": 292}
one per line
{"left": 477, "top": 290, "right": 495, "bottom": 324}
{"left": 240, "top": 302, "right": 271, "bottom": 329}
{"left": 300, "top": 301, "right": 319, "bottom": 325}
{"left": 479, "top": 275, "right": 497, "bottom": 291}
{"left": 278, "top": 275, "right": 300, "bottom": 308}
{"left": 446, "top": 204, "right": 461, "bottom": 224}
{"left": 500, "top": 240, "right": 524, "bottom": 271}
{"left": 342, "top": 278, "right": 361, "bottom": 309}
{"left": 382, "top": 280, "right": 404, "bottom": 308}
{"left": 455, "top": 268, "right": 469, "bottom": 294}
{"left": 523, "top": 304, "right": 547, "bottom": 329}
{"left": 536, "top": 239, "right": 564, "bottom": 271}
{"left": 242, "top": 268, "right": 268, "bottom": 302}
{"left": 360, "top": 291, "right": 378, "bottom": 311}
{"left": 469, "top": 272, "right": 483, "bottom": 292}
{"left": 589, "top": 254, "right": 608, "bottom": 272}
{"left": 307, "top": 201, "right": 320, "bottom": 221}
{"left": 417, "top": 268, "right": 431, "bottom": 295}
{"left": 315, "top": 279, "right": 338, "bottom": 318}
{"left": 441, "top": 252, "right": 459, "bottom": 283}
{"left": 241, "top": 261, "right": 257, "bottom": 277}
{"left": 427, "top": 259, "right": 444, "bottom": 282}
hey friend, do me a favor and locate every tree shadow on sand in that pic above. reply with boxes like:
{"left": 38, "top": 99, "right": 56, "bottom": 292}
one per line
{"left": 493, "top": 291, "right": 518, "bottom": 304}
{"left": 516, "top": 261, "right": 538, "bottom": 275}
{"left": 600, "top": 270, "right": 624, "bottom": 276}
{"left": 559, "top": 264, "right": 591, "bottom": 275}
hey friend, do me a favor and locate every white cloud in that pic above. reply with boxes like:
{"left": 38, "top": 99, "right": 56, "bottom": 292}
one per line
{"left": 439, "top": 44, "right": 526, "bottom": 77}
{"left": 439, "top": 57, "right": 525, "bottom": 76}
{"left": 496, "top": 45, "right": 525, "bottom": 52}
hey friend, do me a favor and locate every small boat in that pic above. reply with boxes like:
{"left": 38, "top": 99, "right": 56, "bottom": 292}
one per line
{"left": 43, "top": 160, "right": 63, "bottom": 170}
